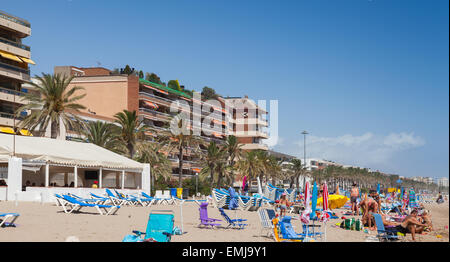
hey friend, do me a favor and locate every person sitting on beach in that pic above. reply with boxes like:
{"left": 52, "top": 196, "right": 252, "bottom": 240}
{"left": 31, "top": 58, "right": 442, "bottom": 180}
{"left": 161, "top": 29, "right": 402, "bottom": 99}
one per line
{"left": 350, "top": 183, "right": 359, "bottom": 215}
{"left": 390, "top": 209, "right": 426, "bottom": 241}
{"left": 278, "top": 193, "right": 291, "bottom": 217}
{"left": 381, "top": 214, "right": 400, "bottom": 227}
{"left": 419, "top": 210, "right": 433, "bottom": 232}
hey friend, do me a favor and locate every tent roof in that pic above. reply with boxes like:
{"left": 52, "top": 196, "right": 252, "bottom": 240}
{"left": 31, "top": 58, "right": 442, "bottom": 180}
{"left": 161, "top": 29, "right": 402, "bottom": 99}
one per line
{"left": 0, "top": 133, "right": 144, "bottom": 171}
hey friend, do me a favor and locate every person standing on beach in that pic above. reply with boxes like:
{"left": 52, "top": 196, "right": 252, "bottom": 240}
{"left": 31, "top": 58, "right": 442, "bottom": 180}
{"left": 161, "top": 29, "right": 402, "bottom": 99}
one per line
{"left": 350, "top": 183, "right": 359, "bottom": 215}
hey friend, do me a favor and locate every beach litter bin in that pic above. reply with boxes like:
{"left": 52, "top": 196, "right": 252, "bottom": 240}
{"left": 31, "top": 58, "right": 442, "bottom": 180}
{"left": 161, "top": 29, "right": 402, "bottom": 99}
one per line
{"left": 170, "top": 188, "right": 177, "bottom": 197}
{"left": 177, "top": 188, "right": 183, "bottom": 199}
{"left": 182, "top": 188, "right": 189, "bottom": 199}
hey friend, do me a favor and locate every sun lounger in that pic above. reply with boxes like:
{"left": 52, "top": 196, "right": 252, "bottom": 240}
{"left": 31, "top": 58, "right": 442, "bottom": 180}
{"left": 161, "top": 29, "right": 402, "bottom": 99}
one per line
{"left": 123, "top": 210, "right": 175, "bottom": 242}
{"left": 271, "top": 217, "right": 302, "bottom": 242}
{"left": 0, "top": 212, "right": 20, "bottom": 227}
{"left": 199, "top": 202, "right": 221, "bottom": 228}
{"left": 90, "top": 193, "right": 112, "bottom": 205}
{"left": 57, "top": 194, "right": 120, "bottom": 215}
{"left": 68, "top": 193, "right": 105, "bottom": 205}
{"left": 279, "top": 216, "right": 305, "bottom": 241}
{"left": 372, "top": 212, "right": 399, "bottom": 242}
{"left": 104, "top": 189, "right": 134, "bottom": 206}
{"left": 218, "top": 208, "right": 248, "bottom": 229}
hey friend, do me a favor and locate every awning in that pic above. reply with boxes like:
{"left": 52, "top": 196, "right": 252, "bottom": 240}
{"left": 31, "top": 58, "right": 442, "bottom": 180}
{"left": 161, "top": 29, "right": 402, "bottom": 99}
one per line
{"left": 20, "top": 129, "right": 33, "bottom": 136}
{"left": 0, "top": 127, "right": 15, "bottom": 134}
{"left": 143, "top": 84, "right": 169, "bottom": 95}
{"left": 212, "top": 132, "right": 223, "bottom": 138}
{"left": 143, "top": 101, "right": 159, "bottom": 110}
{"left": 19, "top": 56, "right": 36, "bottom": 65}
{"left": 0, "top": 50, "right": 23, "bottom": 63}
{"left": 191, "top": 168, "right": 201, "bottom": 173}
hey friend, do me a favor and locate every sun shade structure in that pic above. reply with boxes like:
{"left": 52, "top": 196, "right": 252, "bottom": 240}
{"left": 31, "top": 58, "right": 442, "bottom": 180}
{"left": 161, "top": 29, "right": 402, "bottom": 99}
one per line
{"left": 0, "top": 133, "right": 144, "bottom": 170}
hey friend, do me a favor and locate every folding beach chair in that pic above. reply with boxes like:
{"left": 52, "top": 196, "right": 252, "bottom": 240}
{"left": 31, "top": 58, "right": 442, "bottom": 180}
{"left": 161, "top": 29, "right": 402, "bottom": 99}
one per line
{"left": 258, "top": 208, "right": 274, "bottom": 237}
{"left": 58, "top": 195, "right": 120, "bottom": 216}
{"left": 218, "top": 208, "right": 248, "bottom": 229}
{"left": 0, "top": 212, "right": 20, "bottom": 227}
{"left": 372, "top": 212, "right": 399, "bottom": 242}
{"left": 123, "top": 210, "right": 175, "bottom": 242}
{"left": 198, "top": 202, "right": 221, "bottom": 228}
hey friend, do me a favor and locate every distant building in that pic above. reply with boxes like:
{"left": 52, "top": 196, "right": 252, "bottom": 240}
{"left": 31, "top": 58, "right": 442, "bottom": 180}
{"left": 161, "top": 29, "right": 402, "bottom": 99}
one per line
{"left": 437, "top": 177, "right": 449, "bottom": 188}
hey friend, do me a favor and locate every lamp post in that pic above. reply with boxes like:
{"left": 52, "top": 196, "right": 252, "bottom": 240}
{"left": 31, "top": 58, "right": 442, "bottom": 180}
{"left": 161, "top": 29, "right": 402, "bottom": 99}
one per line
{"left": 195, "top": 172, "right": 199, "bottom": 196}
{"left": 301, "top": 130, "right": 308, "bottom": 191}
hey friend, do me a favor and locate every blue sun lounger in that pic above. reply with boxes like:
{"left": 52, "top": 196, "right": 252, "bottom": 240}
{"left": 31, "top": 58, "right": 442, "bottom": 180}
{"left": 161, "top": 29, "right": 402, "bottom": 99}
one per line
{"left": 372, "top": 212, "right": 399, "bottom": 242}
{"left": 57, "top": 194, "right": 120, "bottom": 215}
{"left": 279, "top": 216, "right": 305, "bottom": 241}
{"left": 123, "top": 210, "right": 175, "bottom": 242}
{"left": 0, "top": 212, "right": 20, "bottom": 227}
{"left": 218, "top": 208, "right": 248, "bottom": 229}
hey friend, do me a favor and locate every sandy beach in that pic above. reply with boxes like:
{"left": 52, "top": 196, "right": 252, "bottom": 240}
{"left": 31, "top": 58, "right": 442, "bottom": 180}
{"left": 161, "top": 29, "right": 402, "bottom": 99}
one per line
{"left": 1, "top": 200, "right": 448, "bottom": 242}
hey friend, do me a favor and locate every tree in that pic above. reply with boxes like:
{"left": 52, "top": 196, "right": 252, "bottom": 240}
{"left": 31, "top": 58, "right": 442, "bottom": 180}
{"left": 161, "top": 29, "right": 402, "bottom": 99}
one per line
{"left": 160, "top": 119, "right": 204, "bottom": 187}
{"left": 121, "top": 65, "right": 135, "bottom": 75}
{"left": 138, "top": 70, "right": 144, "bottom": 79}
{"left": 16, "top": 73, "right": 86, "bottom": 139}
{"left": 222, "top": 135, "right": 242, "bottom": 185}
{"left": 135, "top": 142, "right": 172, "bottom": 183}
{"left": 82, "top": 121, "right": 124, "bottom": 153}
{"left": 145, "top": 72, "right": 163, "bottom": 85}
{"left": 114, "top": 110, "right": 147, "bottom": 158}
{"left": 236, "top": 150, "right": 263, "bottom": 184}
{"left": 200, "top": 141, "right": 225, "bottom": 187}
{"left": 168, "top": 80, "right": 181, "bottom": 91}
{"left": 201, "top": 86, "right": 218, "bottom": 100}
{"left": 290, "top": 158, "right": 304, "bottom": 190}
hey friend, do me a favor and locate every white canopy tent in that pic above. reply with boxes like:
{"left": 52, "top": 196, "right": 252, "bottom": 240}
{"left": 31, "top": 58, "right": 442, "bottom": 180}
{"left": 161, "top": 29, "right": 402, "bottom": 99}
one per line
{"left": 0, "top": 133, "right": 151, "bottom": 202}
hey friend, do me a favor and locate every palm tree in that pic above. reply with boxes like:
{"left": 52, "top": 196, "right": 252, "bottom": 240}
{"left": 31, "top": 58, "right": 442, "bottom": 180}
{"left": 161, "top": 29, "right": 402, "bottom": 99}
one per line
{"left": 291, "top": 158, "right": 304, "bottom": 190}
{"left": 134, "top": 142, "right": 172, "bottom": 183}
{"left": 114, "top": 110, "right": 146, "bottom": 158}
{"left": 236, "top": 150, "right": 263, "bottom": 184}
{"left": 161, "top": 119, "right": 204, "bottom": 188}
{"left": 222, "top": 135, "right": 242, "bottom": 184}
{"left": 82, "top": 121, "right": 123, "bottom": 153}
{"left": 200, "top": 141, "right": 224, "bottom": 187}
{"left": 16, "top": 73, "right": 86, "bottom": 138}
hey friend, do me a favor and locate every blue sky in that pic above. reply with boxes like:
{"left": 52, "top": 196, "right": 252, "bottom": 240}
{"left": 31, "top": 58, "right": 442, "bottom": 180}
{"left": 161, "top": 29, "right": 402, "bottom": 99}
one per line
{"left": 2, "top": 0, "right": 448, "bottom": 178}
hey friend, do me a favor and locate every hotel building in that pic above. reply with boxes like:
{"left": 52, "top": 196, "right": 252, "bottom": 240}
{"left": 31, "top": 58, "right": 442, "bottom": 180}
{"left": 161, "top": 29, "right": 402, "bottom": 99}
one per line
{"left": 0, "top": 10, "right": 36, "bottom": 135}
{"left": 53, "top": 66, "right": 232, "bottom": 178}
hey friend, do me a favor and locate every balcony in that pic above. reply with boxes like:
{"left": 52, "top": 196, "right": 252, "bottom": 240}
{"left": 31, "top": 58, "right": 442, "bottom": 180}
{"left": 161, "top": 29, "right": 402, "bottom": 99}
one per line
{"left": 230, "top": 130, "right": 269, "bottom": 139}
{"left": 138, "top": 107, "right": 172, "bottom": 122}
{"left": 139, "top": 91, "right": 173, "bottom": 108}
{"left": 0, "top": 36, "right": 30, "bottom": 58}
{"left": 0, "top": 86, "right": 27, "bottom": 104}
{"left": 240, "top": 143, "right": 269, "bottom": 151}
{"left": 0, "top": 10, "right": 31, "bottom": 37}
{"left": 0, "top": 111, "right": 24, "bottom": 127}
{"left": 0, "top": 61, "right": 30, "bottom": 81}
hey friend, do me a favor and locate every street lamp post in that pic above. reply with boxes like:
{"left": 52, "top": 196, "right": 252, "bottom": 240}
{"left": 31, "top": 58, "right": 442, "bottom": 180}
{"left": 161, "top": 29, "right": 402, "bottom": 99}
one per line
{"left": 301, "top": 130, "right": 308, "bottom": 190}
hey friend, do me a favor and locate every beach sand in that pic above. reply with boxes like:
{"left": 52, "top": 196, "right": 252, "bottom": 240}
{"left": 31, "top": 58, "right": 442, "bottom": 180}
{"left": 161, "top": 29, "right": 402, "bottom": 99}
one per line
{"left": 0, "top": 201, "right": 448, "bottom": 242}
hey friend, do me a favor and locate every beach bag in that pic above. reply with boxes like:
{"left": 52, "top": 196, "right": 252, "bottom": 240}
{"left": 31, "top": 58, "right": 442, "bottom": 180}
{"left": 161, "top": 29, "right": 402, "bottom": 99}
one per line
{"left": 122, "top": 234, "right": 143, "bottom": 242}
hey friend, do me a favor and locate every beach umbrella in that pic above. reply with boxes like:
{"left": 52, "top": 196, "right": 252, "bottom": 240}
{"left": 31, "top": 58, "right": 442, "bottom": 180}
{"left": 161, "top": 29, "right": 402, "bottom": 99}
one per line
{"left": 242, "top": 176, "right": 247, "bottom": 193}
{"left": 310, "top": 182, "right": 318, "bottom": 220}
{"left": 304, "top": 181, "right": 310, "bottom": 212}
{"left": 336, "top": 183, "right": 340, "bottom": 195}
{"left": 321, "top": 182, "right": 330, "bottom": 241}
{"left": 228, "top": 187, "right": 239, "bottom": 210}
{"left": 377, "top": 183, "right": 380, "bottom": 194}
{"left": 317, "top": 195, "right": 348, "bottom": 209}
{"left": 323, "top": 182, "right": 329, "bottom": 212}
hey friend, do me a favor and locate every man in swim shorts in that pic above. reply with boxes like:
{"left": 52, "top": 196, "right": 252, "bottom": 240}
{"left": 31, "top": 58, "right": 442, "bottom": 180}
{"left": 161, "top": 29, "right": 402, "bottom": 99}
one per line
{"left": 391, "top": 209, "right": 426, "bottom": 241}
{"left": 350, "top": 183, "right": 359, "bottom": 215}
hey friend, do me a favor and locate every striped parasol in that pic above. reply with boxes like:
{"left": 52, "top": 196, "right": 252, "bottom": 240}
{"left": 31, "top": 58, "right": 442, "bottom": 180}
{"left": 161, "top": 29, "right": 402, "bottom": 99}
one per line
{"left": 323, "top": 182, "right": 329, "bottom": 211}
{"left": 304, "top": 181, "right": 310, "bottom": 211}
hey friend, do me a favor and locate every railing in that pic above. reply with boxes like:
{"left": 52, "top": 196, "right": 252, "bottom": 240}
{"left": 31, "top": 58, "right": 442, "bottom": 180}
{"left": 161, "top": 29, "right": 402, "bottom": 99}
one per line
{"left": 0, "top": 86, "right": 26, "bottom": 96}
{"left": 139, "top": 91, "right": 173, "bottom": 104}
{"left": 0, "top": 10, "right": 31, "bottom": 28}
{"left": 139, "top": 107, "right": 171, "bottom": 117}
{"left": 0, "top": 111, "right": 25, "bottom": 120}
{"left": 0, "top": 61, "right": 30, "bottom": 75}
{"left": 0, "top": 36, "right": 30, "bottom": 51}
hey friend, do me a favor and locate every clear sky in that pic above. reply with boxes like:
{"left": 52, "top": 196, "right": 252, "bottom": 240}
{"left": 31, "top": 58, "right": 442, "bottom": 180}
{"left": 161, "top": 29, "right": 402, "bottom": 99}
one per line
{"left": 2, "top": 0, "right": 448, "bottom": 178}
